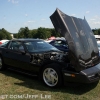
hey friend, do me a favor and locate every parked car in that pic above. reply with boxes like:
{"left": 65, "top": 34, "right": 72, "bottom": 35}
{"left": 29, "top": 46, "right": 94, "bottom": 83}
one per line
{"left": 49, "top": 39, "right": 69, "bottom": 52}
{"left": 0, "top": 40, "right": 9, "bottom": 45}
{"left": 0, "top": 8, "right": 100, "bottom": 88}
{"left": 97, "top": 41, "right": 100, "bottom": 56}
{"left": 0, "top": 39, "right": 66, "bottom": 87}
{"left": 0, "top": 40, "right": 9, "bottom": 47}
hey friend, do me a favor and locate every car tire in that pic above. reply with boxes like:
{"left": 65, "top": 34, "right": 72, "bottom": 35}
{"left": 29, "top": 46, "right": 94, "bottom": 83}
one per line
{"left": 42, "top": 63, "right": 63, "bottom": 88}
{"left": 0, "top": 56, "right": 5, "bottom": 71}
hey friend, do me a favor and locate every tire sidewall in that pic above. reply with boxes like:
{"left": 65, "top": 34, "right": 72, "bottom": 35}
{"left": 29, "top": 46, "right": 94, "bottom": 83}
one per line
{"left": 42, "top": 63, "right": 63, "bottom": 88}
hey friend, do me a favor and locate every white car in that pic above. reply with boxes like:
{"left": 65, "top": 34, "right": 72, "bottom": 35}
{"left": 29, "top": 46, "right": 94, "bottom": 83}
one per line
{"left": 0, "top": 40, "right": 9, "bottom": 45}
{"left": 97, "top": 41, "right": 100, "bottom": 56}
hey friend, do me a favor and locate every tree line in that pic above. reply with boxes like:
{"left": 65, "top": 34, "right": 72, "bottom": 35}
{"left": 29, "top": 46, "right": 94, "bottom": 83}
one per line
{"left": 0, "top": 27, "right": 100, "bottom": 40}
{"left": 14, "top": 27, "right": 61, "bottom": 39}
{"left": 0, "top": 27, "right": 61, "bottom": 40}
{"left": 92, "top": 28, "right": 100, "bottom": 35}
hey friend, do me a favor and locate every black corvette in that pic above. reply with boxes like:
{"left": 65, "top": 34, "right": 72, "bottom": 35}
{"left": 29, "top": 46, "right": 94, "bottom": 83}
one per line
{"left": 0, "top": 39, "right": 67, "bottom": 87}
{"left": 0, "top": 8, "right": 100, "bottom": 88}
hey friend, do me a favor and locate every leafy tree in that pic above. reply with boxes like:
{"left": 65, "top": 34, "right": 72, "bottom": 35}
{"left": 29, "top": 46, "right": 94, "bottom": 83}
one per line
{"left": 24, "top": 27, "right": 30, "bottom": 38}
{"left": 98, "top": 28, "right": 100, "bottom": 35}
{"left": 35, "top": 27, "right": 47, "bottom": 39}
{"left": 33, "top": 27, "right": 61, "bottom": 39}
{"left": 45, "top": 30, "right": 51, "bottom": 38}
{"left": 0, "top": 31, "right": 5, "bottom": 40}
{"left": 50, "top": 29, "right": 61, "bottom": 37}
{"left": 18, "top": 28, "right": 25, "bottom": 38}
{"left": 0, "top": 28, "right": 12, "bottom": 40}
{"left": 92, "top": 29, "right": 98, "bottom": 35}
{"left": 30, "top": 29, "right": 37, "bottom": 38}
{"left": 17, "top": 27, "right": 30, "bottom": 38}
{"left": 13, "top": 34, "right": 18, "bottom": 38}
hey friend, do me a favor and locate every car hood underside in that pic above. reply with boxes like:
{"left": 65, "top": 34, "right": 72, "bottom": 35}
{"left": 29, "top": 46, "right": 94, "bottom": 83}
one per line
{"left": 50, "top": 8, "right": 100, "bottom": 71}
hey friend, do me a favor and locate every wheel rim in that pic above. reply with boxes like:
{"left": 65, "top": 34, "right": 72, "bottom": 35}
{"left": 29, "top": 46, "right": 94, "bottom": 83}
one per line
{"left": 0, "top": 57, "right": 2, "bottom": 69}
{"left": 43, "top": 68, "right": 58, "bottom": 87}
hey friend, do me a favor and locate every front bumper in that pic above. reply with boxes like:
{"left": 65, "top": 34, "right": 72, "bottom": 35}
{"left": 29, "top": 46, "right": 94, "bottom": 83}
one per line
{"left": 62, "top": 63, "right": 100, "bottom": 83}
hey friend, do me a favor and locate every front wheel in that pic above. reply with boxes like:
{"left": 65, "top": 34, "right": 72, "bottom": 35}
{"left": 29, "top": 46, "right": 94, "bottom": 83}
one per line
{"left": 42, "top": 63, "right": 63, "bottom": 88}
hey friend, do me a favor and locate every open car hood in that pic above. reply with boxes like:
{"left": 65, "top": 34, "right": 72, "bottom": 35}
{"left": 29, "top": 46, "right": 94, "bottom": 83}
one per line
{"left": 50, "top": 8, "right": 99, "bottom": 71}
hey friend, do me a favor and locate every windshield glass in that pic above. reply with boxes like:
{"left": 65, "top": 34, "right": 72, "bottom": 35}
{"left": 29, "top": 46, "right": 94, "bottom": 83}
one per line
{"left": 24, "top": 40, "right": 59, "bottom": 52}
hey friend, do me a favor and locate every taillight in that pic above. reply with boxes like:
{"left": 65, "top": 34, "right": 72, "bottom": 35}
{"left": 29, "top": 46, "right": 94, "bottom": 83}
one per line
{"left": 0, "top": 42, "right": 2, "bottom": 45}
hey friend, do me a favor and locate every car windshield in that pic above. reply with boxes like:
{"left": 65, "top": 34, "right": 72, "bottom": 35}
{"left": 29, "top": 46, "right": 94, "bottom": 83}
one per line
{"left": 24, "top": 40, "right": 59, "bottom": 52}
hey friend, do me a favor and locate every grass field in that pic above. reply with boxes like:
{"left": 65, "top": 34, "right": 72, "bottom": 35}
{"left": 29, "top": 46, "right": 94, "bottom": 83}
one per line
{"left": 0, "top": 69, "right": 100, "bottom": 100}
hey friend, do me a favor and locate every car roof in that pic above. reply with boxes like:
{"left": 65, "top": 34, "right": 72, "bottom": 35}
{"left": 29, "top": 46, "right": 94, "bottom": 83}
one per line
{"left": 11, "top": 38, "right": 43, "bottom": 42}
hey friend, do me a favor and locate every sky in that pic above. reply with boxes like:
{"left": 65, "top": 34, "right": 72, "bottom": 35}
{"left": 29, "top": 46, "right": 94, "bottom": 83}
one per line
{"left": 0, "top": 0, "right": 100, "bottom": 33}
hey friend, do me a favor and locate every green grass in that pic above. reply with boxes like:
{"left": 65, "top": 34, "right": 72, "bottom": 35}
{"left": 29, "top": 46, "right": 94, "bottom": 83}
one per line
{"left": 0, "top": 70, "right": 100, "bottom": 100}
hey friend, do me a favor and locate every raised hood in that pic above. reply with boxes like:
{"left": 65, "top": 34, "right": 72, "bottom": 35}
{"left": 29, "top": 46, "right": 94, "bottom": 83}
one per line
{"left": 50, "top": 8, "right": 99, "bottom": 71}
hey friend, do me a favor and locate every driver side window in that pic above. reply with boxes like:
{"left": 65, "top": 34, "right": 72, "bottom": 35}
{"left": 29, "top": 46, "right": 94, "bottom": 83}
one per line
{"left": 9, "top": 41, "right": 25, "bottom": 51}
{"left": 19, "top": 45, "right": 24, "bottom": 51}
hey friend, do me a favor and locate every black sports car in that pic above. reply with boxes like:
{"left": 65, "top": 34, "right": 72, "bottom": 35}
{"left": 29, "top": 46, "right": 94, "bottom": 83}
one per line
{"left": 0, "top": 8, "right": 100, "bottom": 88}
{"left": 0, "top": 39, "right": 68, "bottom": 87}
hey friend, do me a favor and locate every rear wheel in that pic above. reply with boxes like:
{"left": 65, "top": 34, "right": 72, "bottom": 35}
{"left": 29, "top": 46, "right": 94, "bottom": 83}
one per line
{"left": 42, "top": 63, "right": 63, "bottom": 87}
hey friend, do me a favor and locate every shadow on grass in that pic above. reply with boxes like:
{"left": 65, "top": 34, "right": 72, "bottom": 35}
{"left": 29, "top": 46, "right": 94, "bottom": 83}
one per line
{"left": 0, "top": 69, "right": 99, "bottom": 95}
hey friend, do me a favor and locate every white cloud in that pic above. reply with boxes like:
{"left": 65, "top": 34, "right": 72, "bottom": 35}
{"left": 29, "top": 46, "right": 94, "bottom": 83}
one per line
{"left": 8, "top": 0, "right": 19, "bottom": 4}
{"left": 27, "top": 21, "right": 35, "bottom": 23}
{"left": 88, "top": 16, "right": 100, "bottom": 29}
{"left": 86, "top": 11, "right": 90, "bottom": 14}
{"left": 90, "top": 19, "right": 95, "bottom": 21}
{"left": 24, "top": 21, "right": 36, "bottom": 27}
{"left": 94, "top": 15, "right": 99, "bottom": 18}
{"left": 93, "top": 21, "right": 100, "bottom": 25}
{"left": 41, "top": 19, "right": 46, "bottom": 21}
{"left": 94, "top": 15, "right": 100, "bottom": 19}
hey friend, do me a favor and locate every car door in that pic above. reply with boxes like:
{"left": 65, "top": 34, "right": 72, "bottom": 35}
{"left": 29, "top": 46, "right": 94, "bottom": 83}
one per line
{"left": 3, "top": 41, "right": 31, "bottom": 70}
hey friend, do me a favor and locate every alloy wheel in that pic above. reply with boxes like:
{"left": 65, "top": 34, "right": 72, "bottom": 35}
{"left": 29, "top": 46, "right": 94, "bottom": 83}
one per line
{"left": 43, "top": 68, "right": 58, "bottom": 87}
